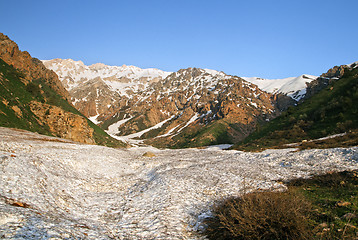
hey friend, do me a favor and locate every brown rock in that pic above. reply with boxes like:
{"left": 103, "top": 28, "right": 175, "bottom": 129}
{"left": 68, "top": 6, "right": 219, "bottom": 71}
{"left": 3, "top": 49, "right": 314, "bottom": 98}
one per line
{"left": 336, "top": 201, "right": 351, "bottom": 207}
{"left": 143, "top": 152, "right": 156, "bottom": 157}
{"left": 29, "top": 101, "right": 95, "bottom": 144}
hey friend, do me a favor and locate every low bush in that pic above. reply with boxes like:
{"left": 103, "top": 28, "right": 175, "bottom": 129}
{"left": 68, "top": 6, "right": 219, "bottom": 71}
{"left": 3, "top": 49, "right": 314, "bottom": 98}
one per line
{"left": 204, "top": 191, "right": 312, "bottom": 240}
{"left": 203, "top": 170, "right": 358, "bottom": 239}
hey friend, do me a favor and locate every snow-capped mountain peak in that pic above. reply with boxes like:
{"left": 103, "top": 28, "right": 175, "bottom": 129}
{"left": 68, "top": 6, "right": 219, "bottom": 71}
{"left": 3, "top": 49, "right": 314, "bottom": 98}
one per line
{"left": 346, "top": 61, "right": 358, "bottom": 68}
{"left": 42, "top": 59, "right": 172, "bottom": 92}
{"left": 242, "top": 74, "right": 318, "bottom": 101}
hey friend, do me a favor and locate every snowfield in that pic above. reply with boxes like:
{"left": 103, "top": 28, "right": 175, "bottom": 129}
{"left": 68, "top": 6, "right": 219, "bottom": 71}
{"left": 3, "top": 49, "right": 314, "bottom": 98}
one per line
{"left": 1, "top": 127, "right": 357, "bottom": 239}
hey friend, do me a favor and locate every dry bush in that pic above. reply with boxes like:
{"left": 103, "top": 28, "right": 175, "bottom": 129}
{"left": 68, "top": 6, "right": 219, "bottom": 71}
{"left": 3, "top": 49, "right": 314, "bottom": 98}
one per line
{"left": 204, "top": 191, "right": 312, "bottom": 240}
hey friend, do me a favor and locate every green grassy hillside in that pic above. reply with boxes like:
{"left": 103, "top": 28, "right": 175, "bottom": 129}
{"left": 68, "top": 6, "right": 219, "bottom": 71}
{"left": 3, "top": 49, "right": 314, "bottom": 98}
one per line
{"left": 233, "top": 67, "right": 358, "bottom": 151}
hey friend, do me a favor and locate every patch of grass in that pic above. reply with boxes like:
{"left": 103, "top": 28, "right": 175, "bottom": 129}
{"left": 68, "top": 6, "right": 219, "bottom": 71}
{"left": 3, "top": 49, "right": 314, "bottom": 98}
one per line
{"left": 203, "top": 170, "right": 358, "bottom": 239}
{"left": 170, "top": 120, "right": 233, "bottom": 148}
{"left": 140, "top": 118, "right": 173, "bottom": 139}
{"left": 288, "top": 170, "right": 358, "bottom": 239}
{"left": 144, "top": 119, "right": 234, "bottom": 149}
{"left": 100, "top": 111, "right": 126, "bottom": 130}
{"left": 297, "top": 130, "right": 358, "bottom": 150}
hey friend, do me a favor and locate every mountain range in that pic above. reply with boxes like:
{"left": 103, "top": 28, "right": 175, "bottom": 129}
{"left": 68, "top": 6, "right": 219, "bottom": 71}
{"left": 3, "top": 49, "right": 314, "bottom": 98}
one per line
{"left": 1, "top": 32, "right": 357, "bottom": 149}
{"left": 43, "top": 58, "right": 320, "bottom": 147}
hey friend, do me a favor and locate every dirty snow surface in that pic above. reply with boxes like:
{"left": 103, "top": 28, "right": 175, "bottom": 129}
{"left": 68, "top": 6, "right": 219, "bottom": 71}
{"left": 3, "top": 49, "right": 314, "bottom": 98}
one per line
{"left": 1, "top": 127, "right": 357, "bottom": 239}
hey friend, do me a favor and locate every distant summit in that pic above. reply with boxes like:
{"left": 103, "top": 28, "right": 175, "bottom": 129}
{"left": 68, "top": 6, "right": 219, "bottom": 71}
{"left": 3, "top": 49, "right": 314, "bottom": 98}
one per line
{"left": 42, "top": 58, "right": 171, "bottom": 93}
{"left": 243, "top": 75, "right": 317, "bottom": 101}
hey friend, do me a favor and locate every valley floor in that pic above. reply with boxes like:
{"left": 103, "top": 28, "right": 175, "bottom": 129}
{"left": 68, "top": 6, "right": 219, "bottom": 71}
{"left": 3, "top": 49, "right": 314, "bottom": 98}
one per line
{"left": 0, "top": 127, "right": 357, "bottom": 239}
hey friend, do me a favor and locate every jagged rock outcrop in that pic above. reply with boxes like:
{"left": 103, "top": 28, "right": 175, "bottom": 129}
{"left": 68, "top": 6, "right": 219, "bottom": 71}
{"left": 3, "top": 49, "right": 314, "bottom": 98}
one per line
{"left": 42, "top": 58, "right": 170, "bottom": 119}
{"left": 272, "top": 93, "right": 297, "bottom": 111}
{"left": 304, "top": 61, "right": 358, "bottom": 100}
{"left": 29, "top": 101, "right": 95, "bottom": 144}
{"left": 0, "top": 33, "right": 69, "bottom": 100}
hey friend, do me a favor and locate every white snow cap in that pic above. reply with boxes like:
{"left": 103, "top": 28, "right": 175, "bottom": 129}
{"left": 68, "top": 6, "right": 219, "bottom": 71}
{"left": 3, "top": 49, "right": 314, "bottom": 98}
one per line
{"left": 242, "top": 74, "right": 317, "bottom": 101}
{"left": 346, "top": 61, "right": 358, "bottom": 68}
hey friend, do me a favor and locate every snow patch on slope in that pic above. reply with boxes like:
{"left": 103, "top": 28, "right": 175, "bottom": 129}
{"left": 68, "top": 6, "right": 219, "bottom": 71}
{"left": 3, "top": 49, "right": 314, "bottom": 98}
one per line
{"left": 109, "top": 116, "right": 176, "bottom": 144}
{"left": 88, "top": 114, "right": 100, "bottom": 124}
{"left": 243, "top": 75, "right": 317, "bottom": 101}
{"left": 346, "top": 61, "right": 358, "bottom": 68}
{"left": 106, "top": 117, "right": 133, "bottom": 135}
{"left": 174, "top": 113, "right": 199, "bottom": 136}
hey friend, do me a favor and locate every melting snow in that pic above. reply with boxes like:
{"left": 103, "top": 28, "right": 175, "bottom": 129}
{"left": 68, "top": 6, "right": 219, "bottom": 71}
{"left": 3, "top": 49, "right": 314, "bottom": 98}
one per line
{"left": 111, "top": 116, "right": 175, "bottom": 145}
{"left": 0, "top": 127, "right": 357, "bottom": 239}
{"left": 174, "top": 113, "right": 199, "bottom": 135}
{"left": 88, "top": 114, "right": 100, "bottom": 124}
{"left": 250, "top": 102, "right": 258, "bottom": 108}
{"left": 106, "top": 117, "right": 133, "bottom": 135}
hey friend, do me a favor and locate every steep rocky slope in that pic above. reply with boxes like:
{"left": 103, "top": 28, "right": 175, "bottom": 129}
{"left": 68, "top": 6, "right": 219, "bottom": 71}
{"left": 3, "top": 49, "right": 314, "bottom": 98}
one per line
{"left": 0, "top": 34, "right": 69, "bottom": 100}
{"left": 0, "top": 33, "right": 125, "bottom": 147}
{"left": 304, "top": 61, "right": 358, "bottom": 100}
{"left": 123, "top": 68, "right": 279, "bottom": 147}
{"left": 233, "top": 62, "right": 358, "bottom": 151}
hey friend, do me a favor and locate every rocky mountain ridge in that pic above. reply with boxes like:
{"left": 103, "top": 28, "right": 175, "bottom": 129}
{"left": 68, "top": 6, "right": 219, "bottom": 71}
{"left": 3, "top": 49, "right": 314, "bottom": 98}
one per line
{"left": 42, "top": 58, "right": 171, "bottom": 94}
{"left": 0, "top": 34, "right": 69, "bottom": 100}
{"left": 233, "top": 62, "right": 358, "bottom": 151}
{"left": 304, "top": 61, "right": 358, "bottom": 100}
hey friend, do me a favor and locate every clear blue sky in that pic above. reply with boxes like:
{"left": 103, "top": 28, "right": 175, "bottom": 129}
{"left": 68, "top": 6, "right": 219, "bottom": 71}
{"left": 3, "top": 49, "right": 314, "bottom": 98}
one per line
{"left": 1, "top": 0, "right": 357, "bottom": 78}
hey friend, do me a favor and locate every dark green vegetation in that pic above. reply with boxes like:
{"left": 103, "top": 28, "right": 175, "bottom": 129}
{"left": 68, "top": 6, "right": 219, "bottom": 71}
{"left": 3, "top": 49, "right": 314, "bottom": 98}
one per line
{"left": 100, "top": 111, "right": 127, "bottom": 131}
{"left": 233, "top": 67, "right": 358, "bottom": 151}
{"left": 0, "top": 58, "right": 49, "bottom": 134}
{"left": 145, "top": 119, "right": 235, "bottom": 148}
{"left": 0, "top": 59, "right": 125, "bottom": 147}
{"left": 170, "top": 120, "right": 233, "bottom": 148}
{"left": 203, "top": 170, "right": 358, "bottom": 240}
{"left": 289, "top": 170, "right": 358, "bottom": 239}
